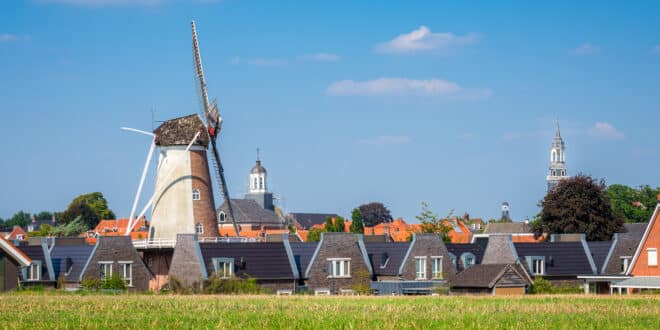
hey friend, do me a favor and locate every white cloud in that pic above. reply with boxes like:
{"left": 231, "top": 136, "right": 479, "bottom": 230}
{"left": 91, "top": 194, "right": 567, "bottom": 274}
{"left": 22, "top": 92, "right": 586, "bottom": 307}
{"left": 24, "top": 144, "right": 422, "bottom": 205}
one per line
{"left": 35, "top": 0, "right": 165, "bottom": 6}
{"left": 376, "top": 26, "right": 479, "bottom": 54}
{"left": 653, "top": 45, "right": 660, "bottom": 54}
{"left": 230, "top": 57, "right": 287, "bottom": 67}
{"left": 574, "top": 43, "right": 600, "bottom": 55}
{"left": 588, "top": 122, "right": 624, "bottom": 139}
{"left": 300, "top": 53, "right": 340, "bottom": 62}
{"left": 358, "top": 135, "right": 412, "bottom": 146}
{"left": 326, "top": 77, "right": 491, "bottom": 99}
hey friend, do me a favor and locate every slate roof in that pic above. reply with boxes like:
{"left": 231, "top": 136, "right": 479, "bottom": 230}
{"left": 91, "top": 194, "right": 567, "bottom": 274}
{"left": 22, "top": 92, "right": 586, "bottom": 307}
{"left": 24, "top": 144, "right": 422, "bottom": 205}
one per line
{"left": 217, "top": 199, "right": 282, "bottom": 225}
{"left": 50, "top": 245, "right": 95, "bottom": 282}
{"left": 621, "top": 223, "right": 648, "bottom": 234}
{"left": 587, "top": 241, "right": 613, "bottom": 273}
{"left": 446, "top": 243, "right": 485, "bottom": 270}
{"left": 198, "top": 242, "right": 296, "bottom": 279}
{"left": 288, "top": 213, "right": 339, "bottom": 230}
{"left": 514, "top": 242, "right": 595, "bottom": 275}
{"left": 483, "top": 222, "right": 531, "bottom": 234}
{"left": 603, "top": 224, "right": 646, "bottom": 274}
{"left": 17, "top": 243, "right": 53, "bottom": 281}
{"left": 153, "top": 114, "right": 210, "bottom": 147}
{"left": 365, "top": 242, "right": 410, "bottom": 276}
{"left": 482, "top": 235, "right": 518, "bottom": 264}
{"left": 451, "top": 264, "right": 530, "bottom": 288}
{"left": 289, "top": 242, "right": 318, "bottom": 276}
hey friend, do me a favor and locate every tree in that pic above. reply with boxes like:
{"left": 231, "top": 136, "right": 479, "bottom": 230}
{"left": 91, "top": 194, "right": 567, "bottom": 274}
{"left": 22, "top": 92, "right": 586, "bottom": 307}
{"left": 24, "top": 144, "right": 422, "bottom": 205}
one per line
{"left": 607, "top": 184, "right": 660, "bottom": 223}
{"left": 324, "top": 216, "right": 345, "bottom": 232}
{"left": 4, "top": 210, "right": 31, "bottom": 228}
{"left": 51, "top": 216, "right": 88, "bottom": 237}
{"left": 349, "top": 208, "right": 364, "bottom": 234}
{"left": 415, "top": 202, "right": 452, "bottom": 243}
{"left": 307, "top": 227, "right": 325, "bottom": 242}
{"left": 35, "top": 211, "right": 53, "bottom": 220}
{"left": 61, "top": 192, "right": 115, "bottom": 228}
{"left": 534, "top": 174, "right": 624, "bottom": 241}
{"left": 358, "top": 202, "right": 393, "bottom": 227}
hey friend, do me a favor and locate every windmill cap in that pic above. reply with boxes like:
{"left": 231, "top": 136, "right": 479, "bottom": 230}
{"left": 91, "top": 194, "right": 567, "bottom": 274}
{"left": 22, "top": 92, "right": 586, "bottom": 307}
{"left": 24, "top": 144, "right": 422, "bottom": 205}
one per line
{"left": 153, "top": 114, "right": 209, "bottom": 147}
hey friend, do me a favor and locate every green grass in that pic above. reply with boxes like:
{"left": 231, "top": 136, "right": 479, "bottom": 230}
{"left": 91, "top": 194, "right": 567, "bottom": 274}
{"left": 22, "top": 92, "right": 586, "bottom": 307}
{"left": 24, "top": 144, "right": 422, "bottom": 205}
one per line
{"left": 0, "top": 293, "right": 658, "bottom": 329}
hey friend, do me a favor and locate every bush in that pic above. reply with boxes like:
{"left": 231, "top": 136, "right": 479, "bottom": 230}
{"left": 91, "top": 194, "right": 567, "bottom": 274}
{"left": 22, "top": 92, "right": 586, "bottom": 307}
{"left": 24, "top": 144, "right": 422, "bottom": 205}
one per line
{"left": 101, "top": 274, "right": 127, "bottom": 291}
{"left": 202, "top": 275, "right": 261, "bottom": 294}
{"left": 529, "top": 277, "right": 581, "bottom": 294}
{"left": 81, "top": 276, "right": 101, "bottom": 290}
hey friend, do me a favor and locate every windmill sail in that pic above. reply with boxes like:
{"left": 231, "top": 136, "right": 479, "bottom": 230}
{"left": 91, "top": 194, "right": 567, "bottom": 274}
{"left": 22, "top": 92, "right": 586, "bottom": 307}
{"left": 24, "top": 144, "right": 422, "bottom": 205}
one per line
{"left": 191, "top": 20, "right": 240, "bottom": 236}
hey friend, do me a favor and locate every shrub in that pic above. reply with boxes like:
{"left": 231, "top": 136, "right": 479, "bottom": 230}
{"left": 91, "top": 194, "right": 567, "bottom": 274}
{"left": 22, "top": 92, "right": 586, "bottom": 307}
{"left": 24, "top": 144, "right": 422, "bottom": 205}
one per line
{"left": 529, "top": 277, "right": 581, "bottom": 294}
{"left": 203, "top": 275, "right": 261, "bottom": 294}
{"left": 350, "top": 269, "right": 373, "bottom": 295}
{"left": 57, "top": 274, "right": 66, "bottom": 290}
{"left": 100, "top": 274, "right": 127, "bottom": 291}
{"left": 81, "top": 276, "right": 101, "bottom": 290}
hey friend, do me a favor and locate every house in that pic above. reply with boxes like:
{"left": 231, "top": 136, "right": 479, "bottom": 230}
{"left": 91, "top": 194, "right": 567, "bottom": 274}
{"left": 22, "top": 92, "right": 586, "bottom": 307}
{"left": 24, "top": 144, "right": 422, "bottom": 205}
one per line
{"left": 612, "top": 198, "right": 660, "bottom": 292}
{"left": 15, "top": 238, "right": 56, "bottom": 288}
{"left": 5, "top": 226, "right": 27, "bottom": 241}
{"left": 168, "top": 234, "right": 299, "bottom": 292}
{"left": 80, "top": 236, "right": 153, "bottom": 291}
{"left": 50, "top": 240, "right": 95, "bottom": 289}
{"left": 217, "top": 199, "right": 284, "bottom": 235}
{"left": 363, "top": 218, "right": 473, "bottom": 243}
{"left": 303, "top": 233, "right": 372, "bottom": 294}
{"left": 474, "top": 222, "right": 545, "bottom": 243}
{"left": 0, "top": 236, "right": 32, "bottom": 291}
{"left": 88, "top": 218, "right": 150, "bottom": 244}
{"left": 287, "top": 213, "right": 339, "bottom": 230}
{"left": 26, "top": 215, "right": 57, "bottom": 233}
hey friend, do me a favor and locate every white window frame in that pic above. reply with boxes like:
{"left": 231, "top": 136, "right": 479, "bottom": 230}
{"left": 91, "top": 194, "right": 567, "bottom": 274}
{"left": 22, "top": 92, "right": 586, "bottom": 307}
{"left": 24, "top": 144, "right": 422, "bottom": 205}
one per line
{"left": 196, "top": 223, "right": 204, "bottom": 234}
{"left": 531, "top": 257, "right": 545, "bottom": 275}
{"left": 621, "top": 256, "right": 632, "bottom": 274}
{"left": 415, "top": 256, "right": 427, "bottom": 280}
{"left": 99, "top": 261, "right": 113, "bottom": 280}
{"left": 192, "top": 189, "right": 201, "bottom": 201}
{"left": 431, "top": 256, "right": 443, "bottom": 279}
{"left": 327, "top": 258, "right": 351, "bottom": 278}
{"left": 27, "top": 261, "right": 41, "bottom": 281}
{"left": 648, "top": 248, "right": 658, "bottom": 267}
{"left": 212, "top": 258, "right": 234, "bottom": 279}
{"left": 119, "top": 261, "right": 133, "bottom": 287}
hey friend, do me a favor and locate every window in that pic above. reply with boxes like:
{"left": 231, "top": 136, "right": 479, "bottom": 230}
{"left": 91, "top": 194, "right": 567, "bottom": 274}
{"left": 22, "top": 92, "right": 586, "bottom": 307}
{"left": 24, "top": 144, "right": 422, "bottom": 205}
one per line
{"left": 621, "top": 257, "right": 632, "bottom": 273}
{"left": 99, "top": 262, "right": 113, "bottom": 279}
{"left": 648, "top": 248, "right": 658, "bottom": 267}
{"left": 192, "top": 189, "right": 201, "bottom": 201}
{"left": 120, "top": 262, "right": 133, "bottom": 287}
{"left": 16, "top": 234, "right": 24, "bottom": 240}
{"left": 259, "top": 177, "right": 264, "bottom": 189}
{"left": 327, "top": 258, "right": 351, "bottom": 278}
{"left": 527, "top": 257, "right": 545, "bottom": 275}
{"left": 431, "top": 257, "right": 443, "bottom": 279}
{"left": 461, "top": 253, "right": 475, "bottom": 270}
{"left": 253, "top": 178, "right": 258, "bottom": 190}
{"left": 213, "top": 258, "right": 234, "bottom": 278}
{"left": 27, "top": 262, "right": 41, "bottom": 281}
{"left": 449, "top": 253, "right": 457, "bottom": 269}
{"left": 196, "top": 223, "right": 203, "bottom": 234}
{"left": 415, "top": 257, "right": 427, "bottom": 280}
{"left": 219, "top": 212, "right": 226, "bottom": 222}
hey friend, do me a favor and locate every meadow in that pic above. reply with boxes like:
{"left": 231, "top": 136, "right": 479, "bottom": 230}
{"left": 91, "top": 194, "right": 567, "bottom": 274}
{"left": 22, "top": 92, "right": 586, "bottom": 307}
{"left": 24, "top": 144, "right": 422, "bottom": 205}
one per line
{"left": 0, "top": 294, "right": 659, "bottom": 329}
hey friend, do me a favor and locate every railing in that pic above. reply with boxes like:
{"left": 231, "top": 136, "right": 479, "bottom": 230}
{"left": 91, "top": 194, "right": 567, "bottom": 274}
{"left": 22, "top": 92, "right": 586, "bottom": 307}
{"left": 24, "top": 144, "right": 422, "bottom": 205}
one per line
{"left": 199, "top": 237, "right": 260, "bottom": 243}
{"left": 132, "top": 239, "right": 177, "bottom": 249}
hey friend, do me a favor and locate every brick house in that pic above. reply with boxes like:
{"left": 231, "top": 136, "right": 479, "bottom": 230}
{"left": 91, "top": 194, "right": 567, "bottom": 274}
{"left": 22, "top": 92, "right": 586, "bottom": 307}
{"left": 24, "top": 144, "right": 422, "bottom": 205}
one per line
{"left": 0, "top": 236, "right": 32, "bottom": 291}
{"left": 80, "top": 236, "right": 153, "bottom": 291}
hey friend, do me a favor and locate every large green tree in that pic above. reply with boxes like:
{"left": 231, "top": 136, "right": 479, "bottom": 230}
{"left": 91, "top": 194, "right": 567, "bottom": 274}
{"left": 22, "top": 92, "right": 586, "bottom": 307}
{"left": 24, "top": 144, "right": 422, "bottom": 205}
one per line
{"left": 606, "top": 184, "right": 660, "bottom": 223}
{"left": 415, "top": 202, "right": 452, "bottom": 243}
{"left": 358, "top": 202, "right": 393, "bottom": 227}
{"left": 349, "top": 208, "right": 364, "bottom": 234}
{"left": 61, "top": 192, "right": 115, "bottom": 228}
{"left": 3, "top": 210, "right": 31, "bottom": 228}
{"left": 534, "top": 175, "right": 624, "bottom": 241}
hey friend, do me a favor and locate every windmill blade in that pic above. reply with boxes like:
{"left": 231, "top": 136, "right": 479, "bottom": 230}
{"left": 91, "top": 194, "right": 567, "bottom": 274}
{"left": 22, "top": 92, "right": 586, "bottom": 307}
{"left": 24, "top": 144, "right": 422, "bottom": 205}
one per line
{"left": 209, "top": 139, "right": 240, "bottom": 236}
{"left": 191, "top": 21, "right": 219, "bottom": 134}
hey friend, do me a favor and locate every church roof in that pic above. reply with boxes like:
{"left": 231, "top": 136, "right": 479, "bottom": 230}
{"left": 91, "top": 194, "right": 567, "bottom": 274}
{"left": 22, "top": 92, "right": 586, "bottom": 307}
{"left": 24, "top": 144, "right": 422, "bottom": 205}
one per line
{"left": 153, "top": 114, "right": 210, "bottom": 147}
{"left": 217, "top": 199, "right": 282, "bottom": 225}
{"left": 251, "top": 160, "right": 267, "bottom": 174}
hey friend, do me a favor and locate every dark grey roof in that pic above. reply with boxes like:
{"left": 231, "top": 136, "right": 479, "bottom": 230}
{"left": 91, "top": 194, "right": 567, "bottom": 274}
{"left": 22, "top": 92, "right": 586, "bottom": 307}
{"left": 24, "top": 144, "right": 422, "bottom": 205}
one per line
{"left": 514, "top": 242, "right": 594, "bottom": 276}
{"left": 483, "top": 222, "right": 531, "bottom": 234}
{"left": 587, "top": 241, "right": 613, "bottom": 273}
{"left": 365, "top": 242, "right": 410, "bottom": 276}
{"left": 622, "top": 223, "right": 648, "bottom": 234}
{"left": 265, "top": 233, "right": 301, "bottom": 242}
{"left": 217, "top": 199, "right": 282, "bottom": 225}
{"left": 289, "top": 242, "right": 318, "bottom": 276}
{"left": 451, "top": 264, "right": 530, "bottom": 288}
{"left": 17, "top": 245, "right": 46, "bottom": 262}
{"left": 603, "top": 226, "right": 645, "bottom": 275}
{"left": 198, "top": 242, "right": 295, "bottom": 279}
{"left": 153, "top": 114, "right": 209, "bottom": 147}
{"left": 50, "top": 245, "right": 94, "bottom": 282}
{"left": 446, "top": 243, "right": 485, "bottom": 270}
{"left": 288, "top": 213, "right": 338, "bottom": 229}
{"left": 482, "top": 235, "right": 518, "bottom": 264}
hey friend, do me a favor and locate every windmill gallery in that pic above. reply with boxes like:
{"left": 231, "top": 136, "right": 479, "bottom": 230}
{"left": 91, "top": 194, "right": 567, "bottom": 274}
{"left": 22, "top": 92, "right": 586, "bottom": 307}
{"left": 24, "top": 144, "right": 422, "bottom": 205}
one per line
{"left": 2, "top": 22, "right": 660, "bottom": 297}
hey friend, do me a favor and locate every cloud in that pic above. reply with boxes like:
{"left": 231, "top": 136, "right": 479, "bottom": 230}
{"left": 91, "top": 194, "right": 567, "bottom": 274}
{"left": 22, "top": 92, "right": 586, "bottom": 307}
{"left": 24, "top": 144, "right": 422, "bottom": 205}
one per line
{"left": 35, "top": 0, "right": 165, "bottom": 6}
{"left": 300, "top": 53, "right": 340, "bottom": 62}
{"left": 653, "top": 45, "right": 660, "bottom": 55}
{"left": 376, "top": 26, "right": 479, "bottom": 54}
{"left": 588, "top": 122, "right": 624, "bottom": 139}
{"left": 574, "top": 43, "right": 600, "bottom": 55}
{"left": 230, "top": 57, "right": 287, "bottom": 67}
{"left": 358, "top": 135, "right": 412, "bottom": 146}
{"left": 326, "top": 77, "right": 491, "bottom": 99}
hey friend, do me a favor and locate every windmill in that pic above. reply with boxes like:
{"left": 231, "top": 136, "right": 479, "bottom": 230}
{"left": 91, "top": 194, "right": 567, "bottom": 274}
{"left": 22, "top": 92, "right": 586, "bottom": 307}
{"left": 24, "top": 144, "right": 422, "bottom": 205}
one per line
{"left": 191, "top": 20, "right": 240, "bottom": 237}
{"left": 121, "top": 21, "right": 239, "bottom": 241}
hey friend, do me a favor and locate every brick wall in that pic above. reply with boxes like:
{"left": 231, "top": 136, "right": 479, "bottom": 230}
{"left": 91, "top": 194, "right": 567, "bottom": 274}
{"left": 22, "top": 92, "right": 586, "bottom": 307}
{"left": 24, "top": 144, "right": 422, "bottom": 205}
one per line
{"left": 305, "top": 233, "right": 371, "bottom": 293}
{"left": 190, "top": 149, "right": 219, "bottom": 238}
{"left": 400, "top": 234, "right": 456, "bottom": 282}
{"left": 630, "top": 210, "right": 660, "bottom": 276}
{"left": 81, "top": 236, "right": 153, "bottom": 291}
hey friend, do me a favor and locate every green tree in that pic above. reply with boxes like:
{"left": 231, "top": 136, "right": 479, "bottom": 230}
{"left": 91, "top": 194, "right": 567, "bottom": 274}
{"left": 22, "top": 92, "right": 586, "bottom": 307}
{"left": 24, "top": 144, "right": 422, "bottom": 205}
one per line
{"left": 349, "top": 208, "right": 364, "bottom": 234}
{"left": 4, "top": 210, "right": 31, "bottom": 228}
{"left": 324, "top": 216, "right": 345, "bottom": 232}
{"left": 51, "top": 216, "right": 88, "bottom": 237}
{"left": 415, "top": 202, "right": 452, "bottom": 243}
{"left": 534, "top": 174, "right": 624, "bottom": 241}
{"left": 35, "top": 211, "right": 53, "bottom": 220}
{"left": 307, "top": 227, "right": 325, "bottom": 242}
{"left": 607, "top": 184, "right": 660, "bottom": 223}
{"left": 61, "top": 192, "right": 115, "bottom": 228}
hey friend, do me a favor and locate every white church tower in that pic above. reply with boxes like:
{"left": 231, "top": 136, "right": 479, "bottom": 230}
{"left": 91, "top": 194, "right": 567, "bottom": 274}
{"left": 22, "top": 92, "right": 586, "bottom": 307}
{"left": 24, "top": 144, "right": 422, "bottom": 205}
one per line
{"left": 245, "top": 149, "right": 274, "bottom": 210}
{"left": 546, "top": 121, "right": 568, "bottom": 192}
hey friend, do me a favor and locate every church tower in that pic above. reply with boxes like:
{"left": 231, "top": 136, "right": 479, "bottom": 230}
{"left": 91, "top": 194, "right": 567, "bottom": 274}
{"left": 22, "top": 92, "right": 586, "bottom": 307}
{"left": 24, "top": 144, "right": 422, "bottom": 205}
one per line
{"left": 245, "top": 149, "right": 274, "bottom": 211}
{"left": 546, "top": 121, "right": 568, "bottom": 192}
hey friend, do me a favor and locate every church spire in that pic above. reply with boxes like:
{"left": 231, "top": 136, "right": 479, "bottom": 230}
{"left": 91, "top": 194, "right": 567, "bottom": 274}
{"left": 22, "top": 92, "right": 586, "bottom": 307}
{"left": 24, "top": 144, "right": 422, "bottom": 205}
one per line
{"left": 547, "top": 121, "right": 568, "bottom": 192}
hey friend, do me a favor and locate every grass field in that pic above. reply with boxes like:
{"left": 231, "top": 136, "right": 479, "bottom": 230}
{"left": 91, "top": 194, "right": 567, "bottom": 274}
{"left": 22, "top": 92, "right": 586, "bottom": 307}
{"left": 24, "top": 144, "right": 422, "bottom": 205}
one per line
{"left": 1, "top": 294, "right": 659, "bottom": 329}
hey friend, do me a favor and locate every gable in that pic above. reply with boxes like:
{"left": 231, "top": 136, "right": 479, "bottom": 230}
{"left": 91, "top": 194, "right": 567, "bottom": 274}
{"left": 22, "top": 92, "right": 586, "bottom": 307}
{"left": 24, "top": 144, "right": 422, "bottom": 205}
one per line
{"left": 628, "top": 203, "right": 660, "bottom": 276}
{"left": 0, "top": 237, "right": 31, "bottom": 267}
{"left": 494, "top": 266, "right": 528, "bottom": 287}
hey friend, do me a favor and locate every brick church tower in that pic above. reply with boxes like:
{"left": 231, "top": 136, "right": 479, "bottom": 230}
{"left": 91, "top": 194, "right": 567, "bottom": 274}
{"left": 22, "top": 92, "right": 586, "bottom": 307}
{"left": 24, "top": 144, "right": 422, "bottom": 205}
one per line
{"left": 149, "top": 114, "right": 219, "bottom": 241}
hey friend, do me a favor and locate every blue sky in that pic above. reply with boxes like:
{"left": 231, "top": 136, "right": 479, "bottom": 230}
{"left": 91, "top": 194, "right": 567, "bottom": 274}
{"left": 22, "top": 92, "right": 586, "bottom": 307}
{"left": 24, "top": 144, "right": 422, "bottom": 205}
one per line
{"left": 1, "top": 0, "right": 659, "bottom": 222}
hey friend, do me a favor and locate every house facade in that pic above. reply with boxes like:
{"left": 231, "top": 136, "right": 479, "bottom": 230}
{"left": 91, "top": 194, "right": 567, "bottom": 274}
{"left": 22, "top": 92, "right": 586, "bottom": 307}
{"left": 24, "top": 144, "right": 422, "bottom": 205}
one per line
{"left": 0, "top": 236, "right": 32, "bottom": 291}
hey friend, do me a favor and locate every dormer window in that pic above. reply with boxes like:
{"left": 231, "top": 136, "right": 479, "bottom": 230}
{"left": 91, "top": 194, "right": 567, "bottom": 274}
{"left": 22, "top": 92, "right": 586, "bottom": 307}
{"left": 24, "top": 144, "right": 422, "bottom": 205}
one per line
{"left": 196, "top": 223, "right": 203, "bottom": 234}
{"left": 212, "top": 258, "right": 234, "bottom": 278}
{"left": 461, "top": 253, "right": 476, "bottom": 270}
{"left": 192, "top": 189, "right": 201, "bottom": 201}
{"left": 526, "top": 256, "right": 545, "bottom": 275}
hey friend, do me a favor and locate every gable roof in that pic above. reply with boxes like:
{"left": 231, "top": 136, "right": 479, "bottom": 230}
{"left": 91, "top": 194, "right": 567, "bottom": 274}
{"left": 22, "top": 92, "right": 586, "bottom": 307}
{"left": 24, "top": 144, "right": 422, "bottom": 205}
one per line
{"left": 0, "top": 236, "right": 31, "bottom": 266}
{"left": 288, "top": 213, "right": 338, "bottom": 229}
{"left": 153, "top": 114, "right": 209, "bottom": 147}
{"left": 365, "top": 242, "right": 410, "bottom": 276}
{"left": 483, "top": 222, "right": 531, "bottom": 234}
{"left": 50, "top": 244, "right": 95, "bottom": 282}
{"left": 587, "top": 241, "right": 614, "bottom": 273}
{"left": 6, "top": 226, "right": 27, "bottom": 240}
{"left": 218, "top": 199, "right": 282, "bottom": 225}
{"left": 515, "top": 242, "right": 595, "bottom": 275}
{"left": 482, "top": 235, "right": 519, "bottom": 264}
{"left": 603, "top": 224, "right": 646, "bottom": 274}
{"left": 198, "top": 242, "right": 296, "bottom": 279}
{"left": 627, "top": 203, "right": 659, "bottom": 275}
{"left": 451, "top": 264, "right": 531, "bottom": 288}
